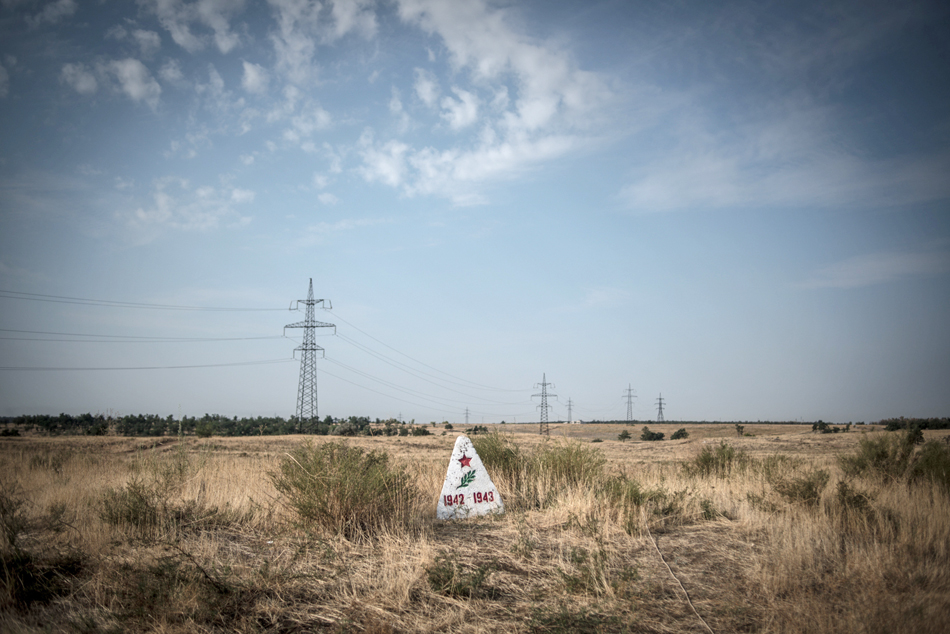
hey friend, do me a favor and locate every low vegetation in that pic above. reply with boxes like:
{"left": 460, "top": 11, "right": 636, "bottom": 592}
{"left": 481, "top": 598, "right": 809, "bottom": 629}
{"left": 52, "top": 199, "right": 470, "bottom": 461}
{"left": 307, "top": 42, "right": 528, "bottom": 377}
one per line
{"left": 1, "top": 423, "right": 948, "bottom": 633}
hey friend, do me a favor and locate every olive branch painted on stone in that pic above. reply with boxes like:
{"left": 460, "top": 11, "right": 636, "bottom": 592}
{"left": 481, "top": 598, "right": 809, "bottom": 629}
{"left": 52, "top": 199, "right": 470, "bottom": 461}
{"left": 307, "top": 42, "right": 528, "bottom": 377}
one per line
{"left": 457, "top": 470, "right": 476, "bottom": 489}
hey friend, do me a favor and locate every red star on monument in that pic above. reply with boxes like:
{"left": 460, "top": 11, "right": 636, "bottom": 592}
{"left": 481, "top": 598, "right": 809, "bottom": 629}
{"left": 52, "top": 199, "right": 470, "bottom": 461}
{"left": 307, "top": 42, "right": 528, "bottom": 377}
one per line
{"left": 459, "top": 454, "right": 472, "bottom": 468}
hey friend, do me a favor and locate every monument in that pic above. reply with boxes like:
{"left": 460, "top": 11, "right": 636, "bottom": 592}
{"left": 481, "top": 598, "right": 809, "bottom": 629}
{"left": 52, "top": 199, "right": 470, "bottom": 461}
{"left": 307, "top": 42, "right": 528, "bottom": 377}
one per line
{"left": 436, "top": 435, "right": 505, "bottom": 520}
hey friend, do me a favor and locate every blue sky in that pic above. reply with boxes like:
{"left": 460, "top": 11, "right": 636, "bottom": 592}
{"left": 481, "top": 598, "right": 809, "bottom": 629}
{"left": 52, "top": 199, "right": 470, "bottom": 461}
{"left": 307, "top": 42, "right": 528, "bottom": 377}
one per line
{"left": 1, "top": 0, "right": 948, "bottom": 424}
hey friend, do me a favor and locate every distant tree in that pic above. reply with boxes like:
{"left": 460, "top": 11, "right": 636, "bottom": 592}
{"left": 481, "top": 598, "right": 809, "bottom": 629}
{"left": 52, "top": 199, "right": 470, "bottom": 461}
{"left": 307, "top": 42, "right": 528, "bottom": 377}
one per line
{"left": 735, "top": 424, "right": 745, "bottom": 437}
{"left": 618, "top": 429, "right": 631, "bottom": 442}
{"left": 641, "top": 426, "right": 664, "bottom": 441}
{"left": 671, "top": 428, "right": 689, "bottom": 440}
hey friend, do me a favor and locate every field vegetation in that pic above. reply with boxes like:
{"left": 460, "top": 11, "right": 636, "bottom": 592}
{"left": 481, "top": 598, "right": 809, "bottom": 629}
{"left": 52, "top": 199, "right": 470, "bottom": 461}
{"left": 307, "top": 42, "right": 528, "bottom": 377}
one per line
{"left": 1, "top": 422, "right": 949, "bottom": 633}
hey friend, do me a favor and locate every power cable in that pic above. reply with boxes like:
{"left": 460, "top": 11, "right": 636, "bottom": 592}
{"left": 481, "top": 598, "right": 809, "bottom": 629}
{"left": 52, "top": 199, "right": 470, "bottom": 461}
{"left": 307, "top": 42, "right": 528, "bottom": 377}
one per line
{"left": 0, "top": 289, "right": 286, "bottom": 311}
{"left": 0, "top": 358, "right": 295, "bottom": 371}
{"left": 327, "top": 309, "right": 527, "bottom": 392}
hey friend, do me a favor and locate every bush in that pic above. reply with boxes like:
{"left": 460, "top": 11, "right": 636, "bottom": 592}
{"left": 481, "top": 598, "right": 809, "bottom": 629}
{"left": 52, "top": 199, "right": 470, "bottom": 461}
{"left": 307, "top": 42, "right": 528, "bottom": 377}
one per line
{"left": 270, "top": 441, "right": 419, "bottom": 539}
{"left": 839, "top": 433, "right": 913, "bottom": 482}
{"left": 640, "top": 426, "right": 664, "bottom": 441}
{"left": 907, "top": 440, "right": 950, "bottom": 491}
{"left": 670, "top": 428, "right": 689, "bottom": 440}
{"left": 617, "top": 430, "right": 631, "bottom": 442}
{"left": 472, "top": 433, "right": 606, "bottom": 510}
{"left": 685, "top": 441, "right": 748, "bottom": 477}
{"left": 770, "top": 469, "right": 829, "bottom": 507}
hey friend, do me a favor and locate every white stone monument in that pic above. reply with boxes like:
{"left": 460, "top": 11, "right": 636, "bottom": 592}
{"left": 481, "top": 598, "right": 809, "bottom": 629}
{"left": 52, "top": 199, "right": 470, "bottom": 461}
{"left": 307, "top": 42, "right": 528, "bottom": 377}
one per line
{"left": 436, "top": 435, "right": 504, "bottom": 520}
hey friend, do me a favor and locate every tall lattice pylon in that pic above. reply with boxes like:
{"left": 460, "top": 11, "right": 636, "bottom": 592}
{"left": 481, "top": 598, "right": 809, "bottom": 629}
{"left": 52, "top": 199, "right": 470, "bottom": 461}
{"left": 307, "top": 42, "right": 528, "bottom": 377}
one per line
{"left": 623, "top": 384, "right": 637, "bottom": 422}
{"left": 533, "top": 373, "right": 557, "bottom": 436}
{"left": 284, "top": 279, "right": 334, "bottom": 429}
{"left": 656, "top": 393, "right": 665, "bottom": 423}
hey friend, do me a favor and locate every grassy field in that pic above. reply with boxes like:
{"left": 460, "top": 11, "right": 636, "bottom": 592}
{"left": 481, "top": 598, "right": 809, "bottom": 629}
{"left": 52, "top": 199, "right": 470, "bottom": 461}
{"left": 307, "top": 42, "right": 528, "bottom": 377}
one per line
{"left": 1, "top": 423, "right": 948, "bottom": 633}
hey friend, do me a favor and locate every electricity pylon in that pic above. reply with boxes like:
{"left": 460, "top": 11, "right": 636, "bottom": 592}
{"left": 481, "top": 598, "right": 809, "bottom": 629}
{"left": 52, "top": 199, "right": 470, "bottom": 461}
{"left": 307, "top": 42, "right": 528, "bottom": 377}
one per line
{"left": 623, "top": 384, "right": 637, "bottom": 422}
{"left": 566, "top": 398, "right": 573, "bottom": 424}
{"left": 533, "top": 373, "right": 557, "bottom": 436}
{"left": 284, "top": 279, "right": 334, "bottom": 429}
{"left": 656, "top": 393, "right": 665, "bottom": 423}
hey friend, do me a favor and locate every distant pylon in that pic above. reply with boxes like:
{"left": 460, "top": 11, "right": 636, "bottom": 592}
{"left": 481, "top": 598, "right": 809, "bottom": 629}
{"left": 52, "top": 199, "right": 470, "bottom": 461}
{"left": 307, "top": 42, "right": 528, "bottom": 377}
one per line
{"left": 656, "top": 393, "right": 665, "bottom": 423}
{"left": 533, "top": 373, "right": 557, "bottom": 436}
{"left": 465, "top": 407, "right": 470, "bottom": 426}
{"left": 566, "top": 398, "right": 573, "bottom": 424}
{"left": 284, "top": 279, "right": 334, "bottom": 429}
{"left": 623, "top": 384, "right": 637, "bottom": 422}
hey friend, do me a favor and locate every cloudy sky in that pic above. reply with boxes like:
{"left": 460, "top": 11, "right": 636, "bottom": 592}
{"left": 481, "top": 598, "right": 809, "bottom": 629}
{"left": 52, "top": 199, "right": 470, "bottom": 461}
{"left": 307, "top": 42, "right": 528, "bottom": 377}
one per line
{"left": 1, "top": 0, "right": 948, "bottom": 424}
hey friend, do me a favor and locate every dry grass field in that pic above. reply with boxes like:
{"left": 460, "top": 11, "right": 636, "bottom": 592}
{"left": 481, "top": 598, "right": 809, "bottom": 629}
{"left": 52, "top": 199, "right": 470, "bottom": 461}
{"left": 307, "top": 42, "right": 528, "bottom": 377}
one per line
{"left": 2, "top": 423, "right": 949, "bottom": 633}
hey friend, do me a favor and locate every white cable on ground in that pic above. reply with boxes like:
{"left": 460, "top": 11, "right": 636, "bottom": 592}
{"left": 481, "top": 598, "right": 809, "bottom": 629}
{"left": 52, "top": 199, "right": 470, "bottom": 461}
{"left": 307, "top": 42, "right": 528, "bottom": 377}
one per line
{"left": 645, "top": 523, "right": 715, "bottom": 634}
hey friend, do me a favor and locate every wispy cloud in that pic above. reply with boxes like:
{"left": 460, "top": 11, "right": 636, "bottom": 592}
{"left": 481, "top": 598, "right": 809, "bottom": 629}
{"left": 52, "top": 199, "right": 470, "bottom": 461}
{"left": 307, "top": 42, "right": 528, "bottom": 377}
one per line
{"left": 799, "top": 250, "right": 950, "bottom": 289}
{"left": 354, "top": 0, "right": 615, "bottom": 204}
{"left": 120, "top": 177, "right": 254, "bottom": 235}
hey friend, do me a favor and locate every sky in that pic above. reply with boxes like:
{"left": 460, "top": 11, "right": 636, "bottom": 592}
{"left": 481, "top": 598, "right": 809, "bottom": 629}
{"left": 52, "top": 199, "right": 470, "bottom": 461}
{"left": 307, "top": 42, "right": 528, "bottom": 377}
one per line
{"left": 1, "top": 0, "right": 948, "bottom": 425}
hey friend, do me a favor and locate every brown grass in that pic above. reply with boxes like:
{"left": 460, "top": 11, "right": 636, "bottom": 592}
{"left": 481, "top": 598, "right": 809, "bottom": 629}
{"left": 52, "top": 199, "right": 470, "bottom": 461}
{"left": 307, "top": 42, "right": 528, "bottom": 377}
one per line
{"left": 1, "top": 424, "right": 948, "bottom": 633}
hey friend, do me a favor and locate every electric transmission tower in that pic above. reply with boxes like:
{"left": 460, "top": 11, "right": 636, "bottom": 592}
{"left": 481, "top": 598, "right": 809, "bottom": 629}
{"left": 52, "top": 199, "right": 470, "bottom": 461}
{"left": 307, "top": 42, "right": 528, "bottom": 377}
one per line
{"left": 533, "top": 373, "right": 557, "bottom": 436}
{"left": 566, "top": 398, "right": 573, "bottom": 424}
{"left": 284, "top": 279, "right": 334, "bottom": 430}
{"left": 623, "top": 384, "right": 637, "bottom": 422}
{"left": 656, "top": 393, "right": 665, "bottom": 423}
{"left": 465, "top": 407, "right": 470, "bottom": 427}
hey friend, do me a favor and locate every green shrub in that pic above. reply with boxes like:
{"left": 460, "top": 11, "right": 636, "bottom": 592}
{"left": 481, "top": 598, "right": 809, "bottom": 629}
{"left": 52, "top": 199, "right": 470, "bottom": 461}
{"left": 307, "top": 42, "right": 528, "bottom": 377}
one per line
{"left": 472, "top": 432, "right": 527, "bottom": 490}
{"left": 907, "top": 440, "right": 950, "bottom": 491}
{"left": 617, "top": 429, "right": 631, "bottom": 442}
{"left": 535, "top": 440, "right": 606, "bottom": 490}
{"left": 270, "top": 441, "right": 419, "bottom": 539}
{"left": 839, "top": 433, "right": 913, "bottom": 482}
{"left": 770, "top": 470, "right": 829, "bottom": 507}
{"left": 472, "top": 434, "right": 606, "bottom": 510}
{"left": 670, "top": 428, "right": 689, "bottom": 440}
{"left": 685, "top": 441, "right": 748, "bottom": 477}
{"left": 640, "top": 426, "right": 664, "bottom": 441}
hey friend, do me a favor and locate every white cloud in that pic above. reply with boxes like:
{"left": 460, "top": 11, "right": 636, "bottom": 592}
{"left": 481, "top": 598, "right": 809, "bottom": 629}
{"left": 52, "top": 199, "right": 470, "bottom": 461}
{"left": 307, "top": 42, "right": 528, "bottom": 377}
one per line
{"left": 133, "top": 29, "right": 163, "bottom": 56}
{"left": 241, "top": 60, "right": 269, "bottom": 94}
{"left": 60, "top": 63, "right": 98, "bottom": 95}
{"left": 348, "top": 0, "right": 613, "bottom": 204}
{"left": 440, "top": 86, "right": 478, "bottom": 130}
{"left": 268, "top": 0, "right": 378, "bottom": 86}
{"left": 140, "top": 0, "right": 244, "bottom": 54}
{"left": 413, "top": 67, "right": 439, "bottom": 106}
{"left": 799, "top": 251, "right": 950, "bottom": 290}
{"left": 283, "top": 103, "right": 331, "bottom": 144}
{"left": 328, "top": 0, "right": 377, "bottom": 40}
{"left": 357, "top": 130, "right": 409, "bottom": 188}
{"left": 240, "top": 153, "right": 255, "bottom": 165}
{"left": 230, "top": 187, "right": 255, "bottom": 203}
{"left": 617, "top": 109, "right": 950, "bottom": 213}
{"left": 123, "top": 177, "right": 251, "bottom": 232}
{"left": 159, "top": 59, "right": 184, "bottom": 83}
{"left": 26, "top": 0, "right": 76, "bottom": 27}
{"left": 108, "top": 58, "right": 162, "bottom": 108}
{"left": 317, "top": 192, "right": 338, "bottom": 205}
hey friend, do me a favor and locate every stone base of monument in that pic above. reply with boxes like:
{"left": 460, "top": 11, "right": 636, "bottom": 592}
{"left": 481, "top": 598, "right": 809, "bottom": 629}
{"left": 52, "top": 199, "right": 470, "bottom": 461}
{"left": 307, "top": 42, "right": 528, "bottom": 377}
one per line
{"left": 436, "top": 435, "right": 505, "bottom": 520}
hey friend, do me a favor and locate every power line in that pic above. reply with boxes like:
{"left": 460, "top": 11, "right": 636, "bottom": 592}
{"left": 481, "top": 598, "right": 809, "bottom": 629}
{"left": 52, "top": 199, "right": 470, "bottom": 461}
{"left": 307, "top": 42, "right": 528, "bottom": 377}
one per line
{"left": 0, "top": 358, "right": 295, "bottom": 371}
{"left": 333, "top": 332, "right": 528, "bottom": 405}
{"left": 326, "top": 309, "right": 526, "bottom": 392}
{"left": 0, "top": 328, "right": 284, "bottom": 343}
{"left": 0, "top": 289, "right": 286, "bottom": 311}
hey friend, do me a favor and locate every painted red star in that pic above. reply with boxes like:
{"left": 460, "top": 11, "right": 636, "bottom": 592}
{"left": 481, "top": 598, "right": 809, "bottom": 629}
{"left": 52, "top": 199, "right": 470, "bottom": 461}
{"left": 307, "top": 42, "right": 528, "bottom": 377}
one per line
{"left": 459, "top": 454, "right": 472, "bottom": 468}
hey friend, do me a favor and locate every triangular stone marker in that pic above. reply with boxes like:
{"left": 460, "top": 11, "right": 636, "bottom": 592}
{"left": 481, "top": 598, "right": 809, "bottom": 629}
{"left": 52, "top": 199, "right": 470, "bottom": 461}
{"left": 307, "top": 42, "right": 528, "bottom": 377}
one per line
{"left": 437, "top": 435, "right": 504, "bottom": 520}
